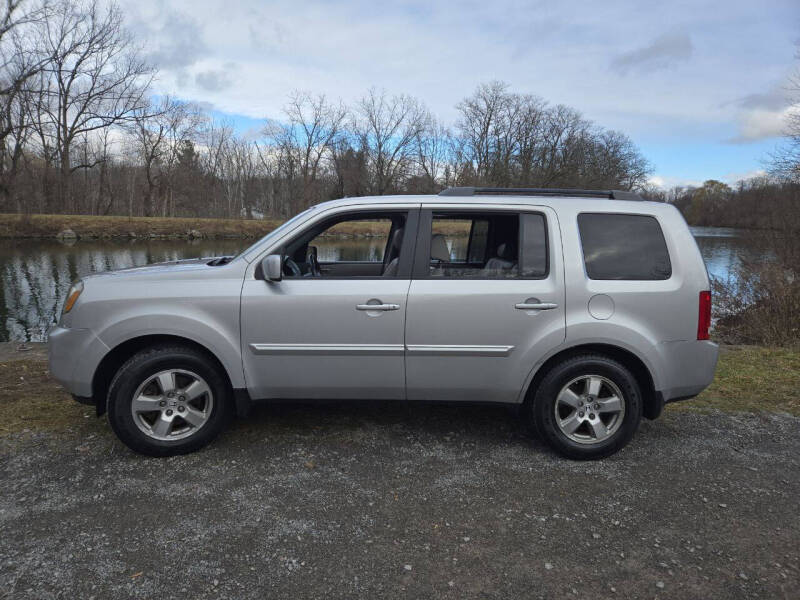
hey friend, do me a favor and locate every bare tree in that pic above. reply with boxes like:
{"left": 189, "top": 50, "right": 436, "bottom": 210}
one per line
{"left": 455, "top": 81, "right": 515, "bottom": 184}
{"left": 130, "top": 96, "right": 203, "bottom": 217}
{"left": 414, "top": 115, "right": 451, "bottom": 192}
{"left": 512, "top": 94, "right": 547, "bottom": 184}
{"left": 770, "top": 44, "right": 800, "bottom": 182}
{"left": 265, "top": 91, "right": 346, "bottom": 212}
{"left": 536, "top": 105, "right": 591, "bottom": 187}
{"left": 354, "top": 88, "right": 427, "bottom": 195}
{"left": 0, "top": 0, "right": 50, "bottom": 208}
{"left": 329, "top": 137, "right": 368, "bottom": 200}
{"left": 29, "top": 0, "right": 153, "bottom": 212}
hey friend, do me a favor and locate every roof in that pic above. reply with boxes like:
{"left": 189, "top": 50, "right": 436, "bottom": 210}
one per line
{"left": 308, "top": 190, "right": 661, "bottom": 212}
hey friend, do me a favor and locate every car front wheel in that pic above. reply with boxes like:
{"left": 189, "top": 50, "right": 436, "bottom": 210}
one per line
{"left": 107, "top": 345, "right": 231, "bottom": 456}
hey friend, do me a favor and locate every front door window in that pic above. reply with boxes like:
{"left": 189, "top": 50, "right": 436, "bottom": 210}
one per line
{"left": 282, "top": 211, "right": 409, "bottom": 279}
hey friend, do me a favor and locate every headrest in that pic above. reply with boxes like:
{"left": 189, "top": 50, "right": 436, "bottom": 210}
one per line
{"left": 430, "top": 234, "right": 451, "bottom": 262}
{"left": 390, "top": 227, "right": 404, "bottom": 250}
{"left": 496, "top": 242, "right": 515, "bottom": 260}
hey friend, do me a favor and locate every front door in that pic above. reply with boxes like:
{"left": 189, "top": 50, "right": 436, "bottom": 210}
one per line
{"left": 241, "top": 207, "right": 418, "bottom": 400}
{"left": 405, "top": 206, "right": 566, "bottom": 403}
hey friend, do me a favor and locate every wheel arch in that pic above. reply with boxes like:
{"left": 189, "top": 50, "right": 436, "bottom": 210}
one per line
{"left": 523, "top": 343, "right": 662, "bottom": 420}
{"left": 91, "top": 334, "right": 245, "bottom": 417}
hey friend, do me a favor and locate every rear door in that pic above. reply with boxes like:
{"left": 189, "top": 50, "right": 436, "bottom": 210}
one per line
{"left": 405, "top": 205, "right": 566, "bottom": 403}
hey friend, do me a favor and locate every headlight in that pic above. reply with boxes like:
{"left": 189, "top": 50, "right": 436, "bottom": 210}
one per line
{"left": 62, "top": 280, "right": 84, "bottom": 315}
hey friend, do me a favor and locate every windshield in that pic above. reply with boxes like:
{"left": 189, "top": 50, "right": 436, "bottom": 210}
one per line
{"left": 234, "top": 206, "right": 318, "bottom": 261}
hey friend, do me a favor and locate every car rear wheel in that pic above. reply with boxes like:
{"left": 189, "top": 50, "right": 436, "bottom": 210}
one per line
{"left": 107, "top": 345, "right": 231, "bottom": 456}
{"left": 528, "top": 354, "right": 642, "bottom": 460}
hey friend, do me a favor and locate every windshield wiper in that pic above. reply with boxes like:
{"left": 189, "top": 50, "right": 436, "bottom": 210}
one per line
{"left": 207, "top": 256, "right": 234, "bottom": 266}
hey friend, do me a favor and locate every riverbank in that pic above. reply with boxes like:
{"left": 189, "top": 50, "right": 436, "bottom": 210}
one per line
{"left": 0, "top": 213, "right": 283, "bottom": 240}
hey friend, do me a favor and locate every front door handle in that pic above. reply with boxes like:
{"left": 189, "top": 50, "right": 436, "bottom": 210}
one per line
{"left": 356, "top": 303, "right": 400, "bottom": 311}
{"left": 515, "top": 302, "right": 558, "bottom": 310}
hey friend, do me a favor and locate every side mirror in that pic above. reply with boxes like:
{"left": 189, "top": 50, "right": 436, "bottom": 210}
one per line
{"left": 261, "top": 254, "right": 282, "bottom": 282}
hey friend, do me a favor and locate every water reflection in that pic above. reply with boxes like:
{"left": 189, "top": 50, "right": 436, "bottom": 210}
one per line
{"left": 0, "top": 239, "right": 246, "bottom": 342}
{"left": 688, "top": 227, "right": 761, "bottom": 282}
{"left": 315, "top": 239, "right": 386, "bottom": 263}
{"left": 0, "top": 228, "right": 760, "bottom": 342}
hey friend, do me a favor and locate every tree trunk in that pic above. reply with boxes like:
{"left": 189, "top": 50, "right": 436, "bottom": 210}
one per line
{"left": 60, "top": 144, "right": 72, "bottom": 214}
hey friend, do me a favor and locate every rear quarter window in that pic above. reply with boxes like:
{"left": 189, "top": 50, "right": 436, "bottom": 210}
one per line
{"left": 578, "top": 213, "right": 671, "bottom": 280}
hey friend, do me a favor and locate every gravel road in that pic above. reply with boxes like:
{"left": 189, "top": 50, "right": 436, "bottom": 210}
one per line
{"left": 1, "top": 397, "right": 798, "bottom": 600}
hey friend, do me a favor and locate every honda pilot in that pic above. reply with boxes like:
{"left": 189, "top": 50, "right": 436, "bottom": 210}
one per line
{"left": 49, "top": 187, "right": 718, "bottom": 459}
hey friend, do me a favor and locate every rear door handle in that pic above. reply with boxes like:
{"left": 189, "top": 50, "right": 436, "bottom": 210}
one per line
{"left": 515, "top": 302, "right": 558, "bottom": 310}
{"left": 356, "top": 303, "right": 400, "bottom": 311}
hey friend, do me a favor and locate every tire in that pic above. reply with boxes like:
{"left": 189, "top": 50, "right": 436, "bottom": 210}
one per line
{"left": 107, "top": 345, "right": 232, "bottom": 457}
{"left": 527, "top": 354, "right": 642, "bottom": 460}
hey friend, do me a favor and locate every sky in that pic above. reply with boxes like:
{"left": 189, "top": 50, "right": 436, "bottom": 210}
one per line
{"left": 122, "top": 0, "right": 800, "bottom": 188}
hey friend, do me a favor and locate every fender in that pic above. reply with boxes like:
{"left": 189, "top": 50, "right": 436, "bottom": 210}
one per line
{"left": 96, "top": 313, "right": 245, "bottom": 389}
{"left": 516, "top": 326, "right": 665, "bottom": 405}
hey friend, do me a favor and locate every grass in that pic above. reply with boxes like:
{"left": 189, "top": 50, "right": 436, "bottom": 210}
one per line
{"left": 668, "top": 345, "right": 800, "bottom": 415}
{"left": 0, "top": 358, "right": 93, "bottom": 435}
{"left": 1, "top": 344, "right": 797, "bottom": 436}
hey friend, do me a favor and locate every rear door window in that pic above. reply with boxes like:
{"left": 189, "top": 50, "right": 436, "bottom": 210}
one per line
{"left": 578, "top": 213, "right": 671, "bottom": 280}
{"left": 423, "top": 211, "right": 548, "bottom": 279}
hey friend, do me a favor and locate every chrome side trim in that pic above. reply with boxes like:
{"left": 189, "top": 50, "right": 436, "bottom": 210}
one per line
{"left": 249, "top": 343, "right": 405, "bottom": 356}
{"left": 405, "top": 344, "right": 515, "bottom": 357}
{"left": 250, "top": 343, "right": 514, "bottom": 357}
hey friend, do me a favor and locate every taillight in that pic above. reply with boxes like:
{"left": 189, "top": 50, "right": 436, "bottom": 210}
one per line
{"left": 697, "top": 290, "right": 711, "bottom": 340}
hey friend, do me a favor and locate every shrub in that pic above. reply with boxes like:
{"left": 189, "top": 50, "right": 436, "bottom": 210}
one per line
{"left": 713, "top": 231, "right": 800, "bottom": 347}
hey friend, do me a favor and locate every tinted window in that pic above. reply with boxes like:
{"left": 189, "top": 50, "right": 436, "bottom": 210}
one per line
{"left": 467, "top": 219, "right": 489, "bottom": 263}
{"left": 426, "top": 211, "right": 548, "bottom": 279}
{"left": 431, "top": 218, "right": 473, "bottom": 262}
{"left": 578, "top": 213, "right": 671, "bottom": 280}
{"left": 520, "top": 213, "right": 547, "bottom": 278}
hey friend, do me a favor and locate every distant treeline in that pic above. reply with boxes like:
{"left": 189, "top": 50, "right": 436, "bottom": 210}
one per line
{"left": 1, "top": 1, "right": 652, "bottom": 220}
{"left": 644, "top": 179, "right": 800, "bottom": 232}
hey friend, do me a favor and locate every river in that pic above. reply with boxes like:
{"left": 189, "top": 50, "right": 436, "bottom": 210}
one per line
{"left": 0, "top": 227, "right": 762, "bottom": 342}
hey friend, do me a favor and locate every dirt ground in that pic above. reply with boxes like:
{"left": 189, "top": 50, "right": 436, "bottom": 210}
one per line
{"left": 0, "top": 344, "right": 798, "bottom": 599}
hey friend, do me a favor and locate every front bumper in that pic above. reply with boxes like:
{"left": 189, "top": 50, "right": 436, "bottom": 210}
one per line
{"left": 48, "top": 326, "right": 110, "bottom": 398}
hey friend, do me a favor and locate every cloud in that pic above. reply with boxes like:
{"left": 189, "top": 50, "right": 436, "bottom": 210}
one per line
{"left": 733, "top": 88, "right": 789, "bottom": 112}
{"left": 195, "top": 67, "right": 236, "bottom": 92}
{"left": 728, "top": 86, "right": 798, "bottom": 143}
{"left": 730, "top": 108, "right": 792, "bottom": 142}
{"left": 611, "top": 33, "right": 693, "bottom": 75}
{"left": 721, "top": 169, "right": 767, "bottom": 183}
{"left": 649, "top": 169, "right": 768, "bottom": 190}
{"left": 129, "top": 9, "right": 209, "bottom": 70}
{"left": 648, "top": 175, "right": 703, "bottom": 190}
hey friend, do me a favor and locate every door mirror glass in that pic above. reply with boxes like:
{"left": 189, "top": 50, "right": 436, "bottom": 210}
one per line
{"left": 262, "top": 254, "right": 282, "bottom": 282}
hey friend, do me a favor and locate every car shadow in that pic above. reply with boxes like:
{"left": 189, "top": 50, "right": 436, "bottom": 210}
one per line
{"left": 226, "top": 399, "right": 543, "bottom": 449}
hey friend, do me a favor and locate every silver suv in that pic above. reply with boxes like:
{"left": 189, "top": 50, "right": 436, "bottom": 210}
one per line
{"left": 49, "top": 188, "right": 718, "bottom": 459}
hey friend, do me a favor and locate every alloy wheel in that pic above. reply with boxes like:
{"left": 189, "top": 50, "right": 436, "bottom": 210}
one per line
{"left": 130, "top": 369, "right": 214, "bottom": 441}
{"left": 554, "top": 374, "right": 626, "bottom": 444}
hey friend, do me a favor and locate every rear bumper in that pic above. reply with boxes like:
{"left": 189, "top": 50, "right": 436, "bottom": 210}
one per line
{"left": 656, "top": 340, "right": 719, "bottom": 402}
{"left": 48, "top": 326, "right": 110, "bottom": 398}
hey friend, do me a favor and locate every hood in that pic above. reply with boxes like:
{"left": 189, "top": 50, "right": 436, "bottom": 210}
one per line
{"left": 83, "top": 257, "right": 230, "bottom": 281}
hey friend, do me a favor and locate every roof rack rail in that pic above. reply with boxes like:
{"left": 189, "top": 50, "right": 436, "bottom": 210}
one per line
{"left": 438, "top": 187, "right": 643, "bottom": 201}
